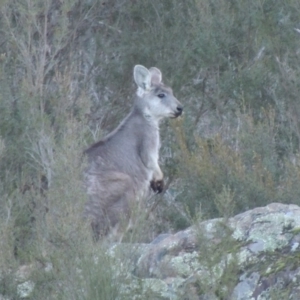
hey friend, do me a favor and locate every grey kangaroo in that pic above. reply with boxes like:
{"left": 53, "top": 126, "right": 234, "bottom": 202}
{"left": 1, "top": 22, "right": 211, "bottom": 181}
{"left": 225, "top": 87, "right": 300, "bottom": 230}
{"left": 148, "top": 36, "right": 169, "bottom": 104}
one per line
{"left": 84, "top": 65, "right": 183, "bottom": 240}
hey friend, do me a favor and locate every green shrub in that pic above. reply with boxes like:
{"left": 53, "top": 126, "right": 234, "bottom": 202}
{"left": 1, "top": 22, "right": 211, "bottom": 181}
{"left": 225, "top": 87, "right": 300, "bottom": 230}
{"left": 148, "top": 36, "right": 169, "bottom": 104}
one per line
{"left": 1, "top": 0, "right": 300, "bottom": 298}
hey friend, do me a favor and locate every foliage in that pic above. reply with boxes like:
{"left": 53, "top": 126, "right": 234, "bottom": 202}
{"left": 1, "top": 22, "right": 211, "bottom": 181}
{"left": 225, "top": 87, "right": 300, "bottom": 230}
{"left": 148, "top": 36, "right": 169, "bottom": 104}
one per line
{"left": 1, "top": 0, "right": 300, "bottom": 298}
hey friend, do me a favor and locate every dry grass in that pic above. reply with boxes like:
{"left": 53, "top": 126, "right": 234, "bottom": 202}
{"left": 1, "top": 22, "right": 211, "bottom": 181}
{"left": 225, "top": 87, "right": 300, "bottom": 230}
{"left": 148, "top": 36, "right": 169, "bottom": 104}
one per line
{"left": 1, "top": 0, "right": 300, "bottom": 298}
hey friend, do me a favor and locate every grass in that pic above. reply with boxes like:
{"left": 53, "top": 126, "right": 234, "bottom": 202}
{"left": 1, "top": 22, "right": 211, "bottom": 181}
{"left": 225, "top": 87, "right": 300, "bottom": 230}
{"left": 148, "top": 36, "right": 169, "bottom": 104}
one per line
{"left": 1, "top": 0, "right": 300, "bottom": 298}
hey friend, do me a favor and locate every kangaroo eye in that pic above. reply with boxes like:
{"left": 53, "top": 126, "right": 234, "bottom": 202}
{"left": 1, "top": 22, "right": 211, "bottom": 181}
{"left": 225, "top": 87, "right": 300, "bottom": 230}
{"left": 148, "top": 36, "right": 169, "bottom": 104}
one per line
{"left": 157, "top": 93, "right": 165, "bottom": 99}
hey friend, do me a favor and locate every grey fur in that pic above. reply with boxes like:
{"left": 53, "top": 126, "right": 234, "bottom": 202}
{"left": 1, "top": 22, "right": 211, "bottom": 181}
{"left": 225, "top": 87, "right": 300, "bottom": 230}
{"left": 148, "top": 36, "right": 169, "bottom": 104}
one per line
{"left": 84, "top": 65, "right": 183, "bottom": 239}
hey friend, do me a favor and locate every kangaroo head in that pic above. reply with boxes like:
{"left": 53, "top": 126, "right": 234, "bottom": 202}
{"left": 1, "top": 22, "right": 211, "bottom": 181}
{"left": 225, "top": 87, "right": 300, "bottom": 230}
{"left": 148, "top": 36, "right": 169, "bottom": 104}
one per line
{"left": 133, "top": 65, "right": 183, "bottom": 121}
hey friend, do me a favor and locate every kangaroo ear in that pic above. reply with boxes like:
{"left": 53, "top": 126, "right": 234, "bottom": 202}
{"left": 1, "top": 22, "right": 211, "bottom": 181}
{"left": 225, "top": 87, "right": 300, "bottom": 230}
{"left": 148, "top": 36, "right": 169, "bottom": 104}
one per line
{"left": 149, "top": 67, "right": 162, "bottom": 85}
{"left": 134, "top": 65, "right": 151, "bottom": 91}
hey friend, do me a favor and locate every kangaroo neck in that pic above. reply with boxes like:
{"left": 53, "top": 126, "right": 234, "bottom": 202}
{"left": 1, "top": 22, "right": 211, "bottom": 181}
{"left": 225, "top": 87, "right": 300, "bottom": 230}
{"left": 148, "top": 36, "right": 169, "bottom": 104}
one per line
{"left": 132, "top": 106, "right": 160, "bottom": 130}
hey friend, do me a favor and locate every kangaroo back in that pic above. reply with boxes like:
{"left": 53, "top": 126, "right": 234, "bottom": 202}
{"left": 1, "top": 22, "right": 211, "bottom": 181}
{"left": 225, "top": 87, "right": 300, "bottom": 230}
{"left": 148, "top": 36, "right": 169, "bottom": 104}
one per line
{"left": 84, "top": 65, "right": 183, "bottom": 240}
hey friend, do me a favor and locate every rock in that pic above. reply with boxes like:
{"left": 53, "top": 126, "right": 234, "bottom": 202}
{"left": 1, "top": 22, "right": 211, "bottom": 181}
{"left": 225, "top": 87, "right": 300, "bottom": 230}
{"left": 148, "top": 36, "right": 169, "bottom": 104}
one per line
{"left": 4, "top": 203, "right": 300, "bottom": 299}
{"left": 17, "top": 281, "right": 35, "bottom": 299}
{"left": 113, "top": 203, "right": 300, "bottom": 299}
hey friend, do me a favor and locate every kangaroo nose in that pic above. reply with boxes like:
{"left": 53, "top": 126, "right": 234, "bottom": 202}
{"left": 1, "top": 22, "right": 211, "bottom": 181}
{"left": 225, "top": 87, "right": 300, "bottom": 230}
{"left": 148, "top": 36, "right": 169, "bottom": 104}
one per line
{"left": 176, "top": 105, "right": 183, "bottom": 115}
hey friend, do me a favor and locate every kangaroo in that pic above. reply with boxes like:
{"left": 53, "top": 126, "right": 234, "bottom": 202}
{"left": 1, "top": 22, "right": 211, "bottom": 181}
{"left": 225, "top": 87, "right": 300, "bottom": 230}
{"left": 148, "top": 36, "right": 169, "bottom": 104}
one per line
{"left": 84, "top": 65, "right": 183, "bottom": 240}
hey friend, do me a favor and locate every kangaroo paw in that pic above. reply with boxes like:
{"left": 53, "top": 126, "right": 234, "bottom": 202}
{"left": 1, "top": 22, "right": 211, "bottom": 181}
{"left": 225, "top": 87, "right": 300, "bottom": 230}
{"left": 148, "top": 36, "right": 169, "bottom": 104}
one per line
{"left": 150, "top": 179, "right": 164, "bottom": 193}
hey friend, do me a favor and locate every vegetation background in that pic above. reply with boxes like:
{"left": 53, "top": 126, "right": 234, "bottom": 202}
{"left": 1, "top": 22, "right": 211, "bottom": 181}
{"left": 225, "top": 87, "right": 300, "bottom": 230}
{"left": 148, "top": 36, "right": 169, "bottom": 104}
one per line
{"left": 1, "top": 0, "right": 300, "bottom": 298}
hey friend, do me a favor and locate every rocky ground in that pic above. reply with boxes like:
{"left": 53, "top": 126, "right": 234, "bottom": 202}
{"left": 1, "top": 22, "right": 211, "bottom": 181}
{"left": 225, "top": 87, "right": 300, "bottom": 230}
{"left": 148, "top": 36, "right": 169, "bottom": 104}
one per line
{"left": 112, "top": 202, "right": 300, "bottom": 299}
{"left": 5, "top": 203, "right": 300, "bottom": 299}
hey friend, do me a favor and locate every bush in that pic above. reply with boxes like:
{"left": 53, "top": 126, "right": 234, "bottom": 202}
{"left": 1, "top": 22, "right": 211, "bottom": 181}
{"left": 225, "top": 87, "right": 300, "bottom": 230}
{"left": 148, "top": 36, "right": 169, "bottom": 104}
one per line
{"left": 1, "top": 0, "right": 300, "bottom": 297}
